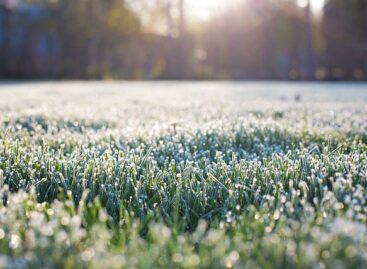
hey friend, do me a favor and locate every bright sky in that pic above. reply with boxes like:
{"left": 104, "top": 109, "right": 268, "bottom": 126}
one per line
{"left": 187, "top": 0, "right": 325, "bottom": 21}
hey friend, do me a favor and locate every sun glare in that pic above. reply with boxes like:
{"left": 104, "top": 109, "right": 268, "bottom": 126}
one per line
{"left": 187, "top": 0, "right": 228, "bottom": 21}
{"left": 187, "top": 0, "right": 325, "bottom": 21}
{"left": 311, "top": 0, "right": 325, "bottom": 11}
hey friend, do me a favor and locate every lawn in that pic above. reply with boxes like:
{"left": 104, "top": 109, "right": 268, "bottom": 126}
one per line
{"left": 0, "top": 82, "right": 366, "bottom": 268}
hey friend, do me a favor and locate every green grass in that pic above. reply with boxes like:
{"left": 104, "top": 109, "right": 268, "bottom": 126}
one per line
{"left": 0, "top": 82, "right": 366, "bottom": 268}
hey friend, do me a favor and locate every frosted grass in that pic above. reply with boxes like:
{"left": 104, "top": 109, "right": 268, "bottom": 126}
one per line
{"left": 0, "top": 82, "right": 366, "bottom": 268}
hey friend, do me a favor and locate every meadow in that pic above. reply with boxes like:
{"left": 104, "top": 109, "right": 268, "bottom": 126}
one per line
{"left": 0, "top": 82, "right": 366, "bottom": 269}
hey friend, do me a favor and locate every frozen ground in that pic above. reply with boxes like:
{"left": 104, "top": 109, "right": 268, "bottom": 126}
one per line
{"left": 0, "top": 81, "right": 366, "bottom": 268}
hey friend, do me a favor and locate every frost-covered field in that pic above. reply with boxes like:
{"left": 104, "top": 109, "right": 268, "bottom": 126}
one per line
{"left": 0, "top": 82, "right": 366, "bottom": 268}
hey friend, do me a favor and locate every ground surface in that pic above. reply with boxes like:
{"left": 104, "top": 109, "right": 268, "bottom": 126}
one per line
{"left": 0, "top": 82, "right": 366, "bottom": 268}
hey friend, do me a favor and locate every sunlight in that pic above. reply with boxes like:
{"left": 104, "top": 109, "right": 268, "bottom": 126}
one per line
{"left": 186, "top": 0, "right": 228, "bottom": 21}
{"left": 311, "top": 0, "right": 325, "bottom": 11}
{"left": 187, "top": 0, "right": 325, "bottom": 20}
{"left": 297, "top": 0, "right": 325, "bottom": 10}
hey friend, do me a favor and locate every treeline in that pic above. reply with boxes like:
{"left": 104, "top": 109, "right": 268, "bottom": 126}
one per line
{"left": 0, "top": 0, "right": 366, "bottom": 80}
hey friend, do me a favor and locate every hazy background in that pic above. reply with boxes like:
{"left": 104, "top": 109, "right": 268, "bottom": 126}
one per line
{"left": 0, "top": 0, "right": 366, "bottom": 81}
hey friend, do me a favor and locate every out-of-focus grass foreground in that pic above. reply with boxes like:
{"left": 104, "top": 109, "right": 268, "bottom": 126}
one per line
{"left": 0, "top": 82, "right": 366, "bottom": 268}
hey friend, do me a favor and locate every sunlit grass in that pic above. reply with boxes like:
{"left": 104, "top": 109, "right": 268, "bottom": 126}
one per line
{"left": 0, "top": 82, "right": 366, "bottom": 268}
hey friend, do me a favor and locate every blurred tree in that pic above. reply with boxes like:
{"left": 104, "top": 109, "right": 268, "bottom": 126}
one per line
{"left": 304, "top": 0, "right": 315, "bottom": 79}
{"left": 128, "top": 0, "right": 193, "bottom": 79}
{"left": 0, "top": 0, "right": 142, "bottom": 78}
{"left": 54, "top": 0, "right": 141, "bottom": 78}
{"left": 0, "top": 0, "right": 366, "bottom": 80}
{"left": 323, "top": 0, "right": 367, "bottom": 80}
{"left": 200, "top": 0, "right": 310, "bottom": 80}
{"left": 0, "top": 3, "right": 13, "bottom": 76}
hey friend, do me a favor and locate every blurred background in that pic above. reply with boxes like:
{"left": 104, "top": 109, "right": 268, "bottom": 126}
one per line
{"left": 0, "top": 0, "right": 366, "bottom": 81}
